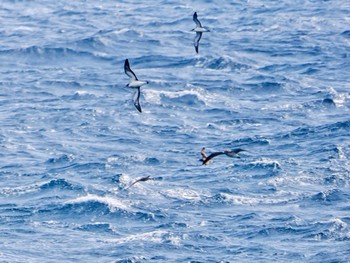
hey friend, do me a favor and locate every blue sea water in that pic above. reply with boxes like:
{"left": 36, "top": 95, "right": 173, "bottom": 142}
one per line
{"left": 0, "top": 0, "right": 350, "bottom": 262}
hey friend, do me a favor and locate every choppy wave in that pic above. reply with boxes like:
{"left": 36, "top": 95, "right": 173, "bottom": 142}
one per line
{"left": 0, "top": 46, "right": 112, "bottom": 64}
{"left": 65, "top": 194, "right": 133, "bottom": 213}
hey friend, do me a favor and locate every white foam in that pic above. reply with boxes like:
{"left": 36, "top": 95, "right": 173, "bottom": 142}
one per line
{"left": 118, "top": 173, "right": 132, "bottom": 186}
{"left": 104, "top": 230, "right": 168, "bottom": 244}
{"left": 65, "top": 194, "right": 133, "bottom": 212}
{"left": 143, "top": 83, "right": 237, "bottom": 109}
{"left": 220, "top": 192, "right": 299, "bottom": 206}
{"left": 143, "top": 87, "right": 205, "bottom": 105}
{"left": 329, "top": 218, "right": 348, "bottom": 231}
{"left": 267, "top": 171, "right": 323, "bottom": 187}
{"left": 72, "top": 90, "right": 101, "bottom": 98}
{"left": 0, "top": 179, "right": 55, "bottom": 196}
{"left": 311, "top": 217, "right": 350, "bottom": 241}
{"left": 162, "top": 188, "right": 206, "bottom": 201}
{"left": 333, "top": 91, "right": 350, "bottom": 107}
{"left": 251, "top": 158, "right": 282, "bottom": 170}
{"left": 112, "top": 28, "right": 130, "bottom": 35}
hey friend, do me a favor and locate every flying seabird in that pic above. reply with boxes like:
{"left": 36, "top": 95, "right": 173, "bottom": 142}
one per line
{"left": 200, "top": 147, "right": 246, "bottom": 165}
{"left": 191, "top": 12, "right": 210, "bottom": 54}
{"left": 124, "top": 59, "right": 149, "bottom": 112}
{"left": 128, "top": 175, "right": 151, "bottom": 188}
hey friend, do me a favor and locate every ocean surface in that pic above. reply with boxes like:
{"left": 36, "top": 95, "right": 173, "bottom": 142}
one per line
{"left": 1, "top": 0, "right": 350, "bottom": 262}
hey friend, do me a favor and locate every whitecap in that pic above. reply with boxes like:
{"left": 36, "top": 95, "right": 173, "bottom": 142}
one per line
{"left": 220, "top": 192, "right": 300, "bottom": 206}
{"left": 143, "top": 84, "right": 236, "bottom": 110}
{"left": 104, "top": 230, "right": 168, "bottom": 244}
{"left": 143, "top": 87, "right": 205, "bottom": 105}
{"left": 0, "top": 183, "right": 39, "bottom": 196}
{"left": 65, "top": 194, "right": 133, "bottom": 212}
{"left": 250, "top": 158, "right": 282, "bottom": 170}
{"left": 161, "top": 188, "right": 208, "bottom": 202}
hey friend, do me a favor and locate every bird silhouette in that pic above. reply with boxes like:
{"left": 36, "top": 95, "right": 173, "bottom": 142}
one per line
{"left": 200, "top": 147, "right": 246, "bottom": 165}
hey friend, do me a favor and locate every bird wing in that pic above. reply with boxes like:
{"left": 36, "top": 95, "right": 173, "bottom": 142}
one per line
{"left": 132, "top": 87, "right": 142, "bottom": 112}
{"left": 201, "top": 147, "right": 207, "bottom": 160}
{"left": 128, "top": 176, "right": 151, "bottom": 188}
{"left": 193, "top": 12, "right": 202, "bottom": 27}
{"left": 203, "top": 151, "right": 225, "bottom": 165}
{"left": 224, "top": 148, "right": 246, "bottom": 158}
{"left": 124, "top": 59, "right": 138, "bottom": 81}
{"left": 233, "top": 148, "right": 246, "bottom": 154}
{"left": 194, "top": 32, "right": 202, "bottom": 54}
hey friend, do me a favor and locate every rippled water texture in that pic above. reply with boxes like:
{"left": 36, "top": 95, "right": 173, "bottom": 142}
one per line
{"left": 1, "top": 0, "right": 350, "bottom": 262}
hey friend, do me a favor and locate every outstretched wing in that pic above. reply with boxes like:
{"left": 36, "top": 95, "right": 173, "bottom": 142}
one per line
{"left": 128, "top": 176, "right": 151, "bottom": 188}
{"left": 194, "top": 32, "right": 202, "bottom": 54}
{"left": 201, "top": 147, "right": 207, "bottom": 160}
{"left": 224, "top": 148, "right": 246, "bottom": 158}
{"left": 124, "top": 59, "right": 138, "bottom": 81}
{"left": 193, "top": 12, "right": 202, "bottom": 27}
{"left": 202, "top": 151, "right": 225, "bottom": 165}
{"left": 132, "top": 87, "right": 142, "bottom": 112}
{"left": 233, "top": 148, "right": 246, "bottom": 154}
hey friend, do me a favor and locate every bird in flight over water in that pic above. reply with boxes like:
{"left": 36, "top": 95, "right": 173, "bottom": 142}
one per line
{"left": 127, "top": 175, "right": 151, "bottom": 188}
{"left": 124, "top": 59, "right": 149, "bottom": 112}
{"left": 200, "top": 147, "right": 246, "bottom": 165}
{"left": 191, "top": 12, "right": 210, "bottom": 54}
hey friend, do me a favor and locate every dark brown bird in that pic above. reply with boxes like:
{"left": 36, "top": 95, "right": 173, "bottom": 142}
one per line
{"left": 200, "top": 147, "right": 246, "bottom": 165}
